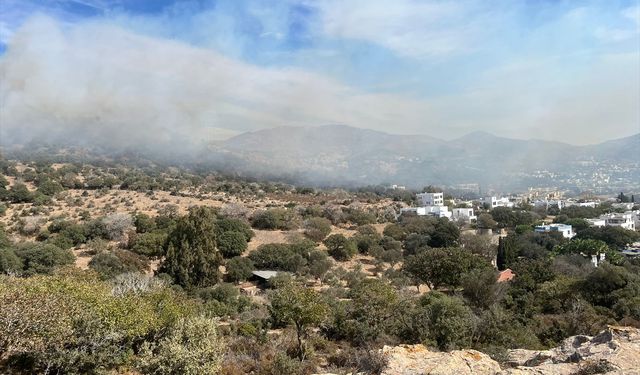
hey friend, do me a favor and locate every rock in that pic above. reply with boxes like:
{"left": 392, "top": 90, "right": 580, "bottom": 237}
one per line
{"left": 377, "top": 326, "right": 640, "bottom": 375}
{"left": 380, "top": 344, "right": 502, "bottom": 375}
{"left": 502, "top": 326, "right": 640, "bottom": 374}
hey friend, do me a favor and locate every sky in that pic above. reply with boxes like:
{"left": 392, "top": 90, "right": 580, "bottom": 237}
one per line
{"left": 0, "top": 0, "right": 638, "bottom": 148}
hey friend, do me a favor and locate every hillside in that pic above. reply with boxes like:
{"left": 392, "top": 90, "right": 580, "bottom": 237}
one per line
{"left": 211, "top": 125, "right": 640, "bottom": 190}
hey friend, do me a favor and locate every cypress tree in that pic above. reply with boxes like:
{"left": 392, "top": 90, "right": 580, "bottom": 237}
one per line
{"left": 160, "top": 206, "right": 222, "bottom": 288}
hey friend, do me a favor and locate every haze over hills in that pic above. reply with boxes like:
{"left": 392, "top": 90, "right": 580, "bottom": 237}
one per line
{"left": 210, "top": 125, "right": 640, "bottom": 191}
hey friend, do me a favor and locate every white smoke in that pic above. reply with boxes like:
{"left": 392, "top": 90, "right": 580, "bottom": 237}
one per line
{"left": 0, "top": 15, "right": 435, "bottom": 151}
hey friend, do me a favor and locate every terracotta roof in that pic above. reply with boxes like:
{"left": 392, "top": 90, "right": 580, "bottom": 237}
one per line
{"left": 497, "top": 268, "right": 515, "bottom": 282}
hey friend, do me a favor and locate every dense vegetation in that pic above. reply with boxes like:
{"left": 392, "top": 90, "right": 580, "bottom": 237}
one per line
{"left": 1, "top": 154, "right": 639, "bottom": 374}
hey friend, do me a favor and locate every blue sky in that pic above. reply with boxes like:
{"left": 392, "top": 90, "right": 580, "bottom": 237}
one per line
{"left": 0, "top": 0, "right": 638, "bottom": 146}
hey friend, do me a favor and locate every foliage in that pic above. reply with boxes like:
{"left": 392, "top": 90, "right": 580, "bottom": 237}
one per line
{"left": 403, "top": 247, "right": 489, "bottom": 289}
{"left": 129, "top": 231, "right": 167, "bottom": 258}
{"left": 14, "top": 243, "right": 75, "bottom": 276}
{"left": 160, "top": 207, "right": 223, "bottom": 288}
{"left": 216, "top": 217, "right": 254, "bottom": 242}
{"left": 225, "top": 256, "right": 255, "bottom": 282}
{"left": 138, "top": 315, "right": 225, "bottom": 375}
{"left": 0, "top": 247, "right": 23, "bottom": 275}
{"left": 251, "top": 208, "right": 298, "bottom": 230}
{"left": 304, "top": 217, "right": 332, "bottom": 242}
{"left": 269, "top": 283, "right": 329, "bottom": 359}
{"left": 576, "top": 226, "right": 640, "bottom": 249}
{"left": 89, "top": 250, "right": 148, "bottom": 279}
{"left": 324, "top": 234, "right": 357, "bottom": 261}
{"left": 0, "top": 270, "right": 192, "bottom": 373}
{"left": 217, "top": 231, "right": 248, "bottom": 258}
{"left": 248, "top": 243, "right": 307, "bottom": 272}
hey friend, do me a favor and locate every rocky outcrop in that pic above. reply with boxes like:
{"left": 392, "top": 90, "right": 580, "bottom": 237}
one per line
{"left": 378, "top": 326, "right": 640, "bottom": 375}
{"left": 381, "top": 345, "right": 501, "bottom": 375}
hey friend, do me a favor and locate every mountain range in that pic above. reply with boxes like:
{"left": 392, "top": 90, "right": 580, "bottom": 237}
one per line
{"left": 206, "top": 125, "right": 640, "bottom": 191}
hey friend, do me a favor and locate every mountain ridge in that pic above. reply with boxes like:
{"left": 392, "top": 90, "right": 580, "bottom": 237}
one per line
{"left": 209, "top": 125, "right": 639, "bottom": 190}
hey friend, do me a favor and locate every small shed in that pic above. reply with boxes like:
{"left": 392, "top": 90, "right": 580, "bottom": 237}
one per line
{"left": 250, "top": 270, "right": 279, "bottom": 287}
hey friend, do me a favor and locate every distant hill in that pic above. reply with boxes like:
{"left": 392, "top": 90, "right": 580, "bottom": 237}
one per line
{"left": 208, "top": 125, "right": 639, "bottom": 190}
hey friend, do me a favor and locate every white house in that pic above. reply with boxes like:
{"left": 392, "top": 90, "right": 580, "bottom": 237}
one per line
{"left": 534, "top": 223, "right": 575, "bottom": 238}
{"left": 451, "top": 207, "right": 476, "bottom": 222}
{"left": 417, "top": 192, "right": 444, "bottom": 206}
{"left": 401, "top": 205, "right": 452, "bottom": 219}
{"left": 484, "top": 196, "right": 514, "bottom": 209}
{"left": 603, "top": 212, "right": 635, "bottom": 231}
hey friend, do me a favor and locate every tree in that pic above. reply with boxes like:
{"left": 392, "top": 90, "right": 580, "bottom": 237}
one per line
{"left": 225, "top": 256, "right": 255, "bottom": 282}
{"left": 216, "top": 217, "right": 254, "bottom": 241}
{"left": 102, "top": 213, "right": 133, "bottom": 241}
{"left": 308, "top": 250, "right": 332, "bottom": 283}
{"left": 477, "top": 213, "right": 497, "bottom": 229}
{"left": 344, "top": 279, "right": 399, "bottom": 344}
{"left": 251, "top": 209, "right": 297, "bottom": 230}
{"left": 269, "top": 283, "right": 329, "bottom": 360}
{"left": 576, "top": 226, "right": 640, "bottom": 249}
{"left": 428, "top": 219, "right": 460, "bottom": 248}
{"left": 497, "top": 236, "right": 518, "bottom": 270}
{"left": 248, "top": 243, "right": 306, "bottom": 272}
{"left": 139, "top": 316, "right": 225, "bottom": 374}
{"left": 129, "top": 231, "right": 167, "bottom": 258}
{"left": 460, "top": 232, "right": 496, "bottom": 262}
{"left": 160, "top": 207, "right": 223, "bottom": 288}
{"left": 324, "top": 234, "right": 357, "bottom": 261}
{"left": 217, "top": 231, "right": 248, "bottom": 258}
{"left": 617, "top": 192, "right": 630, "bottom": 203}
{"left": 461, "top": 267, "right": 501, "bottom": 309}
{"left": 403, "top": 248, "right": 488, "bottom": 290}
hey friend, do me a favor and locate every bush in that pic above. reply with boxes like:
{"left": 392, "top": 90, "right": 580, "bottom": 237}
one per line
{"left": 89, "top": 251, "right": 147, "bottom": 279}
{"left": 324, "top": 234, "right": 357, "bottom": 261}
{"left": 216, "top": 218, "right": 254, "bottom": 241}
{"left": 129, "top": 231, "right": 167, "bottom": 258}
{"left": 249, "top": 244, "right": 306, "bottom": 272}
{"left": 304, "top": 217, "right": 332, "bottom": 242}
{"left": 139, "top": 316, "right": 225, "bottom": 374}
{"left": 134, "top": 213, "right": 156, "bottom": 233}
{"left": 0, "top": 271, "right": 192, "bottom": 374}
{"left": 251, "top": 209, "right": 298, "bottom": 230}
{"left": 14, "top": 243, "right": 75, "bottom": 275}
{"left": 226, "top": 256, "right": 255, "bottom": 282}
{"left": 0, "top": 247, "right": 23, "bottom": 274}
{"left": 218, "top": 231, "right": 248, "bottom": 258}
{"left": 102, "top": 213, "right": 133, "bottom": 241}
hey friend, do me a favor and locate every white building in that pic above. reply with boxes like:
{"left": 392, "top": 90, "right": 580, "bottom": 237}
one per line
{"left": 534, "top": 224, "right": 575, "bottom": 238}
{"left": 417, "top": 192, "right": 444, "bottom": 206}
{"left": 401, "top": 205, "right": 452, "bottom": 219}
{"left": 484, "top": 196, "right": 514, "bottom": 209}
{"left": 451, "top": 207, "right": 476, "bottom": 222}
{"left": 603, "top": 213, "right": 635, "bottom": 231}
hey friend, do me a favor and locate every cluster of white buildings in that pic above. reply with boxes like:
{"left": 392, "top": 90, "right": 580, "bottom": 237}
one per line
{"left": 400, "top": 192, "right": 477, "bottom": 223}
